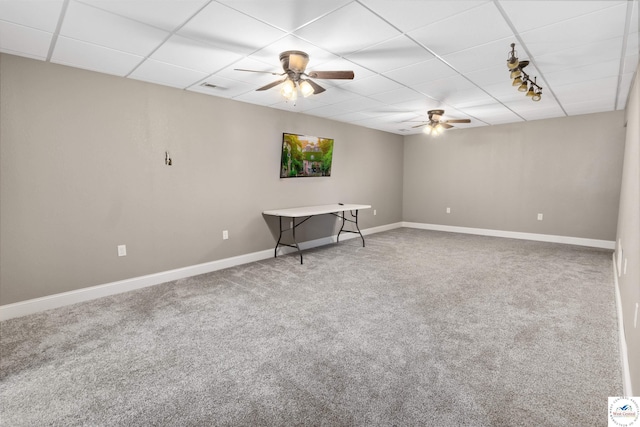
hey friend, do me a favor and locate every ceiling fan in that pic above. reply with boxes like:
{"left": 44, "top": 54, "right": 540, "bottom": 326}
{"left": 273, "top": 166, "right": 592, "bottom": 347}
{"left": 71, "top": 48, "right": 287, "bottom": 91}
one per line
{"left": 411, "top": 110, "right": 471, "bottom": 135}
{"left": 235, "top": 50, "right": 354, "bottom": 101}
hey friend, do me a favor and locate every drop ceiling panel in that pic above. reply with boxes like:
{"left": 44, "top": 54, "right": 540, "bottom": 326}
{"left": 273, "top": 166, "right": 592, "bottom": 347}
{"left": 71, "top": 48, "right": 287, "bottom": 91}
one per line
{"left": 563, "top": 95, "right": 616, "bottom": 116}
{"left": 271, "top": 96, "right": 332, "bottom": 113}
{"left": 77, "top": 0, "right": 209, "bottom": 32}
{"left": 51, "top": 37, "right": 143, "bottom": 76}
{"left": 360, "top": 0, "right": 487, "bottom": 33}
{"left": 414, "top": 75, "right": 477, "bottom": 100}
{"left": 483, "top": 82, "right": 533, "bottom": 103}
{"left": 518, "top": 4, "right": 628, "bottom": 58}
{"left": 151, "top": 34, "right": 242, "bottom": 74}
{"left": 368, "top": 87, "right": 426, "bottom": 105}
{"left": 533, "top": 37, "right": 625, "bottom": 75}
{"left": 293, "top": 2, "right": 400, "bottom": 56}
{"left": 462, "top": 104, "right": 524, "bottom": 125}
{"left": 0, "top": 0, "right": 64, "bottom": 32}
{"left": 129, "top": 59, "right": 208, "bottom": 89}
{"left": 304, "top": 104, "right": 351, "bottom": 119}
{"left": 177, "top": 2, "right": 286, "bottom": 55}
{"left": 442, "top": 38, "right": 513, "bottom": 74}
{"left": 504, "top": 98, "right": 566, "bottom": 121}
{"left": 338, "top": 74, "right": 405, "bottom": 96}
{"left": 553, "top": 75, "right": 619, "bottom": 100}
{"left": 345, "top": 35, "right": 434, "bottom": 73}
{"left": 216, "top": 0, "right": 351, "bottom": 32}
{"left": 0, "top": 21, "right": 52, "bottom": 59}
{"left": 499, "top": 1, "right": 625, "bottom": 33}
{"left": 544, "top": 59, "right": 620, "bottom": 87}
{"left": 60, "top": 1, "right": 169, "bottom": 56}
{"left": 384, "top": 58, "right": 458, "bottom": 86}
{"left": 465, "top": 65, "right": 514, "bottom": 87}
{"left": 391, "top": 97, "right": 447, "bottom": 116}
{"left": 443, "top": 87, "right": 496, "bottom": 109}
{"left": 328, "top": 94, "right": 388, "bottom": 113}
{"left": 408, "top": 2, "right": 513, "bottom": 56}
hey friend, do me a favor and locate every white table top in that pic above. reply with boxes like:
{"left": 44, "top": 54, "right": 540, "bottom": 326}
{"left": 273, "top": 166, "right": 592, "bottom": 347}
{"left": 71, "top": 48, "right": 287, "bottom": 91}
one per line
{"left": 263, "top": 203, "right": 371, "bottom": 218}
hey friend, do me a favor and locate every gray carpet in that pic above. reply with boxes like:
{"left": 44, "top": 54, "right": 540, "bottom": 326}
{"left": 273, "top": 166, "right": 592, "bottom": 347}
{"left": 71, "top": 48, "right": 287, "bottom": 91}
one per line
{"left": 0, "top": 228, "right": 622, "bottom": 426}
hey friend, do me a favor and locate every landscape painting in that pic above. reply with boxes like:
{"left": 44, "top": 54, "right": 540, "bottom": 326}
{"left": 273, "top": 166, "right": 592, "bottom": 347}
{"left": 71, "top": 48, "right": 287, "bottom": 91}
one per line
{"left": 280, "top": 132, "right": 334, "bottom": 178}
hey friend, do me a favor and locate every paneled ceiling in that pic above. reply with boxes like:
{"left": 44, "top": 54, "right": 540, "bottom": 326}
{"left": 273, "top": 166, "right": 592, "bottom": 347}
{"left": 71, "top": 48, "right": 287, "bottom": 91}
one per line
{"left": 1, "top": 0, "right": 638, "bottom": 134}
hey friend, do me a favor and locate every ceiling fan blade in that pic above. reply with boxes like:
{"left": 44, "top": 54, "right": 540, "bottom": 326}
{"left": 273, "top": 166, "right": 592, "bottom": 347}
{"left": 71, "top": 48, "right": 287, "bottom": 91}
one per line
{"left": 445, "top": 119, "right": 471, "bottom": 124}
{"left": 305, "top": 79, "right": 326, "bottom": 94}
{"left": 441, "top": 123, "right": 454, "bottom": 129}
{"left": 234, "top": 68, "right": 283, "bottom": 76}
{"left": 256, "top": 78, "right": 286, "bottom": 91}
{"left": 288, "top": 52, "right": 309, "bottom": 73}
{"left": 411, "top": 123, "right": 427, "bottom": 128}
{"left": 307, "top": 70, "right": 355, "bottom": 80}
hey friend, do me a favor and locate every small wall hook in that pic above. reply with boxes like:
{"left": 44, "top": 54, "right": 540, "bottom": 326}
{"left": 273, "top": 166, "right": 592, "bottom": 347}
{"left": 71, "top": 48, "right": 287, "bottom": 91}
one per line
{"left": 165, "top": 151, "right": 172, "bottom": 166}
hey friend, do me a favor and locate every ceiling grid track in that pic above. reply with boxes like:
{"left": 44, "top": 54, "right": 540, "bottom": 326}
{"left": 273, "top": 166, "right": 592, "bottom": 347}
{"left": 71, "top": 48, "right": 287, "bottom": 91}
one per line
{"left": 45, "top": 0, "right": 70, "bottom": 62}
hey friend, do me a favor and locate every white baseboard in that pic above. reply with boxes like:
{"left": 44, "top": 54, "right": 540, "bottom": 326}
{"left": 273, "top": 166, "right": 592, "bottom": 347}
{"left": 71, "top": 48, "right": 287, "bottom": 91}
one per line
{"left": 613, "top": 253, "right": 634, "bottom": 396}
{"left": 402, "top": 222, "right": 616, "bottom": 250}
{"left": 0, "top": 223, "right": 402, "bottom": 321}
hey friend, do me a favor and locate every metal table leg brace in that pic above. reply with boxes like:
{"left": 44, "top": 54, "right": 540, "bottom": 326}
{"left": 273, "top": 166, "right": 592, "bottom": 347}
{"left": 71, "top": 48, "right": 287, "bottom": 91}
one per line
{"left": 334, "top": 209, "right": 365, "bottom": 247}
{"left": 274, "top": 215, "right": 313, "bottom": 264}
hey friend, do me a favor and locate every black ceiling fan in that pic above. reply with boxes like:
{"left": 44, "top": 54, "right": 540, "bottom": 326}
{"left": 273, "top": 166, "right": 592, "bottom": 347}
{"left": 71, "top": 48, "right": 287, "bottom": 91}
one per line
{"left": 235, "top": 50, "right": 354, "bottom": 99}
{"left": 410, "top": 109, "right": 471, "bottom": 134}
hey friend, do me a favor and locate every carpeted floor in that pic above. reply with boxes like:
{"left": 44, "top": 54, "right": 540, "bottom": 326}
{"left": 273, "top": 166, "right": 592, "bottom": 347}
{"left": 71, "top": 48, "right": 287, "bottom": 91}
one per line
{"left": 0, "top": 228, "right": 622, "bottom": 426}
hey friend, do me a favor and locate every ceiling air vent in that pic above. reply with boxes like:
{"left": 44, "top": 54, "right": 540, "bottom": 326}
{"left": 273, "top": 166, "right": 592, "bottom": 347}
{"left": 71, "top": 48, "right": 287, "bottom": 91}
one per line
{"left": 200, "top": 82, "right": 217, "bottom": 89}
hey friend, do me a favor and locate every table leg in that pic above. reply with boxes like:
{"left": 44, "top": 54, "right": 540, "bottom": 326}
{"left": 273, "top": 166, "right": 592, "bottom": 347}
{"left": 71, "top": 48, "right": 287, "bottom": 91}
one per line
{"left": 273, "top": 216, "right": 303, "bottom": 264}
{"left": 292, "top": 217, "right": 302, "bottom": 264}
{"left": 336, "top": 210, "right": 365, "bottom": 247}
{"left": 274, "top": 216, "right": 284, "bottom": 258}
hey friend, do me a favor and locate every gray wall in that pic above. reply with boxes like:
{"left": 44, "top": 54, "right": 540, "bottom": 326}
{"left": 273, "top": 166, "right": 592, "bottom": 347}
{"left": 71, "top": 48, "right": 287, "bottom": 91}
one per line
{"left": 615, "top": 66, "right": 640, "bottom": 394}
{"left": 403, "top": 112, "right": 626, "bottom": 240}
{"left": 0, "top": 54, "right": 404, "bottom": 305}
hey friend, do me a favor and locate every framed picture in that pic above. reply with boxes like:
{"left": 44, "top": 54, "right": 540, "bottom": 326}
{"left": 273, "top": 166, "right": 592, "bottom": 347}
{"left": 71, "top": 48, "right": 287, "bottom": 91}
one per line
{"left": 280, "top": 132, "right": 333, "bottom": 178}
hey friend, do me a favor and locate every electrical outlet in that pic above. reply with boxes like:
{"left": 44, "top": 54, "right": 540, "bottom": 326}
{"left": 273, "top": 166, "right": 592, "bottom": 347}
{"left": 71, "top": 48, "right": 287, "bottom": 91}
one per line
{"left": 222, "top": 230, "right": 229, "bottom": 240}
{"left": 373, "top": 209, "right": 377, "bottom": 216}
{"left": 117, "top": 245, "right": 127, "bottom": 257}
{"left": 446, "top": 207, "right": 451, "bottom": 214}
{"left": 537, "top": 213, "right": 543, "bottom": 221}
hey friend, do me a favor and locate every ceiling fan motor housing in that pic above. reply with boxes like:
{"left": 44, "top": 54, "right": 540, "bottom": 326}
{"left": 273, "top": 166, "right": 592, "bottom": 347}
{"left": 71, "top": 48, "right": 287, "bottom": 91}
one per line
{"left": 280, "top": 50, "right": 309, "bottom": 76}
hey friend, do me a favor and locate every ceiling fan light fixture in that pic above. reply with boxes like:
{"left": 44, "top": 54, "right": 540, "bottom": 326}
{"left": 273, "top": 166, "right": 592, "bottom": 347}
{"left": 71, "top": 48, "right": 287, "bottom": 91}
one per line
{"left": 299, "top": 79, "right": 314, "bottom": 97}
{"left": 280, "top": 79, "right": 296, "bottom": 100}
{"left": 423, "top": 125, "right": 433, "bottom": 135}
